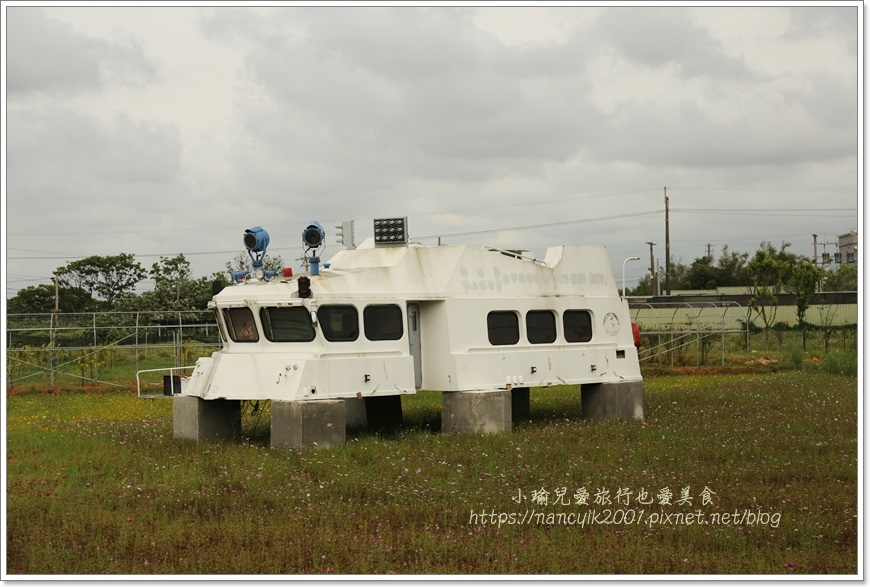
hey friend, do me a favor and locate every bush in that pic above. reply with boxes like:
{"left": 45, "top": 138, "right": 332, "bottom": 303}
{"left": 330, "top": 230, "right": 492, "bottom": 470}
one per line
{"left": 786, "top": 347, "right": 804, "bottom": 370}
{"left": 823, "top": 352, "right": 858, "bottom": 377}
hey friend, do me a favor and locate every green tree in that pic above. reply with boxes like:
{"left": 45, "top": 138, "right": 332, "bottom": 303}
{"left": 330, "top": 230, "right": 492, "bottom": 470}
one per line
{"left": 686, "top": 255, "right": 717, "bottom": 290}
{"left": 150, "top": 254, "right": 214, "bottom": 310}
{"left": 7, "top": 284, "right": 95, "bottom": 314}
{"left": 822, "top": 262, "right": 858, "bottom": 291}
{"left": 792, "top": 259, "right": 822, "bottom": 350}
{"left": 117, "top": 254, "right": 216, "bottom": 312}
{"left": 627, "top": 274, "right": 654, "bottom": 296}
{"left": 661, "top": 257, "right": 690, "bottom": 292}
{"left": 715, "top": 245, "right": 750, "bottom": 287}
{"left": 56, "top": 254, "right": 146, "bottom": 310}
{"left": 747, "top": 241, "right": 793, "bottom": 350}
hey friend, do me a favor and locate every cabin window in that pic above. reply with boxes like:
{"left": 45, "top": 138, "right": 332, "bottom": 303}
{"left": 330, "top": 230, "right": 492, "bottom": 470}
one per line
{"left": 526, "top": 310, "right": 557, "bottom": 344}
{"left": 364, "top": 304, "right": 404, "bottom": 341}
{"left": 317, "top": 305, "right": 360, "bottom": 342}
{"left": 224, "top": 307, "right": 259, "bottom": 342}
{"left": 563, "top": 310, "right": 593, "bottom": 343}
{"left": 487, "top": 311, "right": 520, "bottom": 345}
{"left": 260, "top": 306, "right": 315, "bottom": 342}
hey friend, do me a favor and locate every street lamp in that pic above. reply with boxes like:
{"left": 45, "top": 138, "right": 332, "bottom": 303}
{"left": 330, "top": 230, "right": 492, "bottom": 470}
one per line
{"left": 622, "top": 256, "right": 641, "bottom": 298}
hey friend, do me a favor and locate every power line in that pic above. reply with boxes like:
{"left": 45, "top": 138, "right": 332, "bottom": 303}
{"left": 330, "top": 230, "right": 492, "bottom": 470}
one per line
{"left": 417, "top": 209, "right": 664, "bottom": 240}
{"left": 6, "top": 249, "right": 242, "bottom": 261}
{"left": 673, "top": 207, "right": 855, "bottom": 217}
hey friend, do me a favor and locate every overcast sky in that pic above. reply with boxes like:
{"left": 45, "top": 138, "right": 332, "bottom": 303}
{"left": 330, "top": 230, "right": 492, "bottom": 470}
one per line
{"left": 3, "top": 3, "right": 862, "bottom": 301}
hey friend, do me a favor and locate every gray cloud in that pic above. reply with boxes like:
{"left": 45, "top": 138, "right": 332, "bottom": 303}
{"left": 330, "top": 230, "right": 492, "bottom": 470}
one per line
{"left": 593, "top": 7, "right": 760, "bottom": 82}
{"left": 6, "top": 7, "right": 159, "bottom": 95}
{"left": 3, "top": 5, "right": 859, "bottom": 297}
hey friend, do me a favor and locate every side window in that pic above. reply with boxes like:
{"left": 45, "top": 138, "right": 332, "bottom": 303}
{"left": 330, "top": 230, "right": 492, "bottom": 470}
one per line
{"left": 364, "top": 304, "right": 404, "bottom": 341}
{"left": 317, "top": 305, "right": 359, "bottom": 342}
{"left": 224, "top": 307, "right": 259, "bottom": 342}
{"left": 564, "top": 310, "right": 593, "bottom": 343}
{"left": 526, "top": 310, "right": 556, "bottom": 344}
{"left": 260, "top": 307, "right": 315, "bottom": 342}
{"left": 487, "top": 311, "right": 519, "bottom": 345}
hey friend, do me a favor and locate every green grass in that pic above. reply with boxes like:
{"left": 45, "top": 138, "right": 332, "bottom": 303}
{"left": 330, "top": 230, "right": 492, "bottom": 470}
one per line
{"left": 5, "top": 371, "right": 858, "bottom": 576}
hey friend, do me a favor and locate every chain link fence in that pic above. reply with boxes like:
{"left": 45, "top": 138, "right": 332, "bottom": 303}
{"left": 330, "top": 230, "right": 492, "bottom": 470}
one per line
{"left": 6, "top": 299, "right": 859, "bottom": 388}
{"left": 6, "top": 311, "right": 221, "bottom": 389}
{"left": 630, "top": 299, "right": 859, "bottom": 367}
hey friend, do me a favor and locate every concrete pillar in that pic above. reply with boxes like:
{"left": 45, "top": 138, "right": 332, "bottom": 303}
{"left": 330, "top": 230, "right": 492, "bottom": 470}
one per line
{"left": 271, "top": 399, "right": 346, "bottom": 449}
{"left": 442, "top": 389, "right": 511, "bottom": 434}
{"left": 581, "top": 381, "right": 645, "bottom": 421}
{"left": 173, "top": 396, "right": 241, "bottom": 441}
{"left": 511, "top": 386, "right": 530, "bottom": 422}
{"left": 345, "top": 397, "right": 368, "bottom": 429}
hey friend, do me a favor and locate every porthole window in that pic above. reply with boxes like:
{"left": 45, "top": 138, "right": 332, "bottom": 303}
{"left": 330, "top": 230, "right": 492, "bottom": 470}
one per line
{"left": 364, "top": 304, "right": 404, "bottom": 341}
{"left": 259, "top": 307, "right": 315, "bottom": 342}
{"left": 563, "top": 310, "right": 593, "bottom": 343}
{"left": 317, "top": 305, "right": 359, "bottom": 342}
{"left": 487, "top": 311, "right": 519, "bottom": 345}
{"left": 526, "top": 310, "right": 557, "bottom": 344}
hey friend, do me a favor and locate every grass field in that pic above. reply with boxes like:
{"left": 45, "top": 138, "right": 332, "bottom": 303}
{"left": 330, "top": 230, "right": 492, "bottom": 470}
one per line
{"left": 5, "top": 370, "right": 858, "bottom": 576}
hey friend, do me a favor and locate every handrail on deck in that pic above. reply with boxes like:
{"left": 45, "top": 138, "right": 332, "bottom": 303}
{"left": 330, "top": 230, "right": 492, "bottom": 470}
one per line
{"left": 136, "top": 365, "right": 197, "bottom": 398}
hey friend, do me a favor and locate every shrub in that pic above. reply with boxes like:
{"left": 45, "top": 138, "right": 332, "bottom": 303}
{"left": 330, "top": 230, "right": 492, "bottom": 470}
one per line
{"left": 823, "top": 351, "right": 858, "bottom": 376}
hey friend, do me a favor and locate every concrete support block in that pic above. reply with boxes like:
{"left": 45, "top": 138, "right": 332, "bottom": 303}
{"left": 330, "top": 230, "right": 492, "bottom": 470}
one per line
{"left": 271, "top": 400, "right": 346, "bottom": 449}
{"left": 365, "top": 395, "right": 404, "bottom": 429}
{"left": 442, "top": 389, "right": 511, "bottom": 435}
{"left": 582, "top": 380, "right": 645, "bottom": 421}
{"left": 511, "top": 386, "right": 530, "bottom": 422}
{"left": 173, "top": 396, "right": 241, "bottom": 441}
{"left": 345, "top": 398, "right": 368, "bottom": 429}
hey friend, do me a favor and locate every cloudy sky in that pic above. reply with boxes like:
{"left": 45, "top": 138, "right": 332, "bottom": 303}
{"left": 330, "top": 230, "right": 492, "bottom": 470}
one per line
{"left": 3, "top": 3, "right": 861, "bottom": 300}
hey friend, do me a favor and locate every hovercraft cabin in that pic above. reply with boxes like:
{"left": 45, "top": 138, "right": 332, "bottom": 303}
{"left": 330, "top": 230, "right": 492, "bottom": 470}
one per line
{"left": 140, "top": 218, "right": 645, "bottom": 449}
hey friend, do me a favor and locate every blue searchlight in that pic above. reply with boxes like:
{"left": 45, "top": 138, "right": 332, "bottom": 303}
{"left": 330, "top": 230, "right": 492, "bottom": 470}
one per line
{"left": 302, "top": 221, "right": 325, "bottom": 250}
{"left": 244, "top": 226, "right": 270, "bottom": 270}
{"left": 302, "top": 221, "right": 326, "bottom": 276}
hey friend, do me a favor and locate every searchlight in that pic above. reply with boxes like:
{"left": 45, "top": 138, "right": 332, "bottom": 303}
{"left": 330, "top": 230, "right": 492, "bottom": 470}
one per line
{"left": 303, "top": 221, "right": 326, "bottom": 276}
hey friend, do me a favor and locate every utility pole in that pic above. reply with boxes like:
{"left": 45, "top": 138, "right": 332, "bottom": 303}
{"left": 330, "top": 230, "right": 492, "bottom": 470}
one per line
{"left": 646, "top": 241, "right": 658, "bottom": 296}
{"left": 706, "top": 243, "right": 714, "bottom": 259}
{"left": 664, "top": 187, "right": 671, "bottom": 295}
{"left": 51, "top": 272, "right": 59, "bottom": 389}
{"left": 812, "top": 233, "right": 819, "bottom": 266}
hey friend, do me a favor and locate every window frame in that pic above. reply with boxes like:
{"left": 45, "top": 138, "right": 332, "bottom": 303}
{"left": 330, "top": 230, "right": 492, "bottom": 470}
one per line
{"left": 487, "top": 310, "right": 520, "bottom": 346}
{"left": 223, "top": 307, "right": 260, "bottom": 343}
{"left": 259, "top": 306, "right": 316, "bottom": 343}
{"left": 363, "top": 304, "right": 405, "bottom": 341}
{"left": 317, "top": 304, "right": 360, "bottom": 342}
{"left": 563, "top": 309, "right": 593, "bottom": 343}
{"left": 526, "top": 310, "right": 557, "bottom": 344}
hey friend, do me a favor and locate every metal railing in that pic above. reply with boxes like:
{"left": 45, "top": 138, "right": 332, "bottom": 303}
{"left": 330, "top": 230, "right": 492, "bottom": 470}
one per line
{"left": 6, "top": 311, "right": 221, "bottom": 388}
{"left": 629, "top": 301, "right": 749, "bottom": 366}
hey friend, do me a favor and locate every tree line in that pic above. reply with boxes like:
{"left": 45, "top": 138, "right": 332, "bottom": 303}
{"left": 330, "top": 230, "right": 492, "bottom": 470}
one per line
{"left": 6, "top": 251, "right": 285, "bottom": 315}
{"left": 627, "top": 242, "right": 857, "bottom": 296}
{"left": 7, "top": 242, "right": 857, "bottom": 345}
{"left": 629, "top": 240, "right": 857, "bottom": 350}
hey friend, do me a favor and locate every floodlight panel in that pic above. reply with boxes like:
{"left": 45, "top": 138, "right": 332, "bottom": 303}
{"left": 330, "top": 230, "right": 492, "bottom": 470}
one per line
{"left": 373, "top": 217, "right": 408, "bottom": 246}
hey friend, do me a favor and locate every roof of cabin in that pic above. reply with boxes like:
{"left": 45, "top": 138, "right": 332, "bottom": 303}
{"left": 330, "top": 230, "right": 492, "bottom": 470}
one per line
{"left": 216, "top": 240, "right": 619, "bottom": 302}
